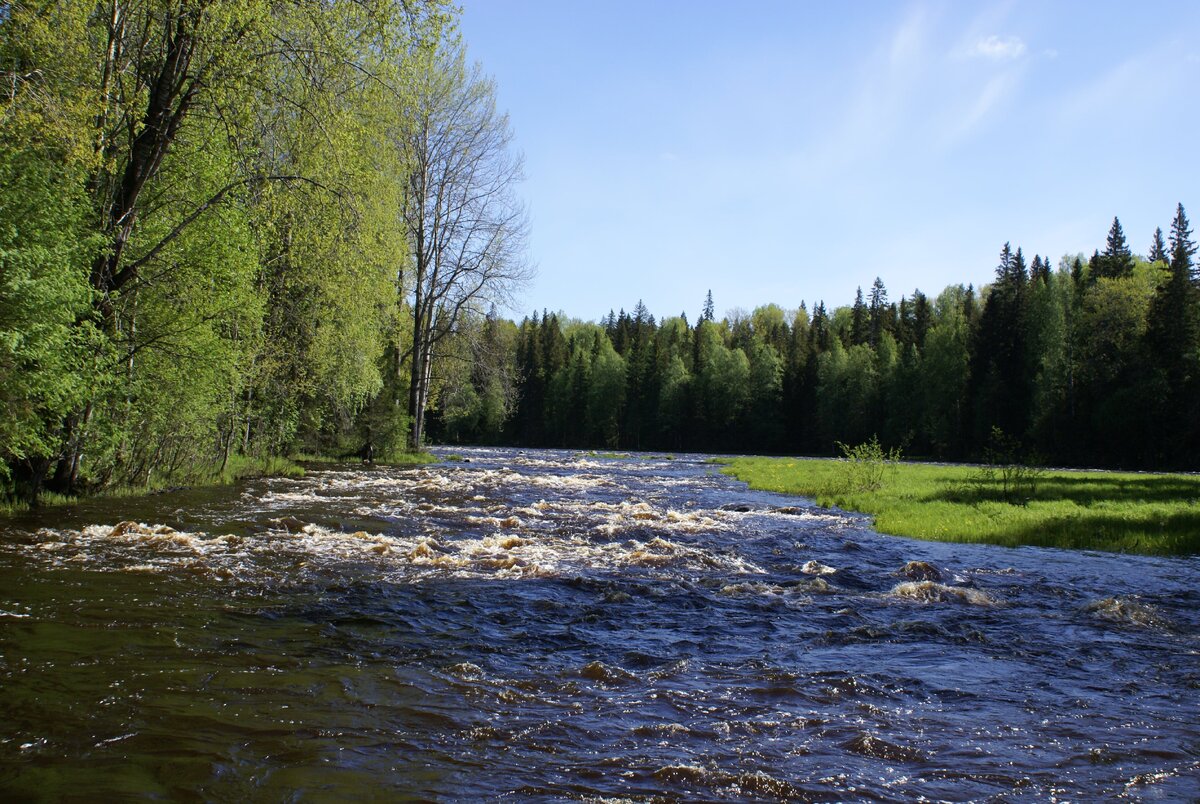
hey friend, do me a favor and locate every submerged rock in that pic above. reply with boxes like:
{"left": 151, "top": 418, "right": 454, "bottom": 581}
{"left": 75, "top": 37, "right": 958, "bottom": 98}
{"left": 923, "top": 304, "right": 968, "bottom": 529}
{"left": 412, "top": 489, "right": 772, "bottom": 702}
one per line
{"left": 1083, "top": 597, "right": 1171, "bottom": 629}
{"left": 897, "top": 560, "right": 943, "bottom": 582}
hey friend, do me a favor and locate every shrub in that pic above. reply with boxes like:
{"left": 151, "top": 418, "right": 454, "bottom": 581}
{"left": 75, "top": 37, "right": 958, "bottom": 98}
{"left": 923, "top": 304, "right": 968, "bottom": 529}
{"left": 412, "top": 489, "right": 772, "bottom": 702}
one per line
{"left": 971, "top": 427, "right": 1045, "bottom": 505}
{"left": 829, "top": 435, "right": 902, "bottom": 494}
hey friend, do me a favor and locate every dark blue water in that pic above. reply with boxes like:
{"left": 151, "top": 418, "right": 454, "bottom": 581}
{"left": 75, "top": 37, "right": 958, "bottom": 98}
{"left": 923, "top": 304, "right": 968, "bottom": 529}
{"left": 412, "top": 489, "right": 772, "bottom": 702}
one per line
{"left": 1, "top": 448, "right": 1197, "bottom": 800}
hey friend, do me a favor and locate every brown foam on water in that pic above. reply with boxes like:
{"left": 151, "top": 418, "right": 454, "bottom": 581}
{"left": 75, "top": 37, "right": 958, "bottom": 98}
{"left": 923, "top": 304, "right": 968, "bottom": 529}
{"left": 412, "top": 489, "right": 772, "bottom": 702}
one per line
{"left": 9, "top": 471, "right": 777, "bottom": 583}
{"left": 890, "top": 580, "right": 996, "bottom": 606}
{"left": 1084, "top": 597, "right": 1172, "bottom": 629}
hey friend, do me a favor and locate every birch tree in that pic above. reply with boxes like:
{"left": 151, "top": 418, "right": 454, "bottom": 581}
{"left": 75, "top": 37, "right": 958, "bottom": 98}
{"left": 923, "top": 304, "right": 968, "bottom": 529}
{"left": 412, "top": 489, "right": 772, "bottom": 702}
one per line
{"left": 401, "top": 44, "right": 530, "bottom": 449}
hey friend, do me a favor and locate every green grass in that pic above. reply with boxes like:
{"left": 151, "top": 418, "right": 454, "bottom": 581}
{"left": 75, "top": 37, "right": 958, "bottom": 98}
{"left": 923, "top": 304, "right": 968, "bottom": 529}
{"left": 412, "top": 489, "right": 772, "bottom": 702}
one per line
{"left": 580, "top": 451, "right": 634, "bottom": 460}
{"left": 0, "top": 454, "right": 306, "bottom": 515}
{"left": 383, "top": 450, "right": 437, "bottom": 465}
{"left": 720, "top": 457, "right": 1200, "bottom": 555}
{"left": 290, "top": 450, "right": 436, "bottom": 466}
{"left": 203, "top": 454, "right": 306, "bottom": 484}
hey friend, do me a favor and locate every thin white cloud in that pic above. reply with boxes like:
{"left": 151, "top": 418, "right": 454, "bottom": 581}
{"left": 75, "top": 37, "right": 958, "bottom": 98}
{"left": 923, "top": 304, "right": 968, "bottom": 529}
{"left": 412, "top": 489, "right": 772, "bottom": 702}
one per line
{"left": 1053, "top": 54, "right": 1160, "bottom": 127}
{"left": 942, "top": 70, "right": 1021, "bottom": 145}
{"left": 968, "top": 35, "right": 1027, "bottom": 60}
{"left": 786, "top": 4, "right": 934, "bottom": 183}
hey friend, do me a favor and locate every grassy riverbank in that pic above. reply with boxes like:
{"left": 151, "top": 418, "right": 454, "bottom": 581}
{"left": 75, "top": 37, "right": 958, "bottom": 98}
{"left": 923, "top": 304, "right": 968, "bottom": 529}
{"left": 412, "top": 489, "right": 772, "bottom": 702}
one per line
{"left": 291, "top": 451, "right": 437, "bottom": 466}
{"left": 0, "top": 455, "right": 306, "bottom": 515}
{"left": 721, "top": 457, "right": 1200, "bottom": 555}
{"left": 0, "top": 451, "right": 438, "bottom": 515}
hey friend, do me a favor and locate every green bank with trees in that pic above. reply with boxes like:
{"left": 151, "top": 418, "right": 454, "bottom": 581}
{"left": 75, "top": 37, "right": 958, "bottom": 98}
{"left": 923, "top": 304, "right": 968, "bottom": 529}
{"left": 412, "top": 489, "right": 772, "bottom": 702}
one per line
{"left": 4, "top": 5, "right": 1200, "bottom": 539}
{"left": 1, "top": 1, "right": 527, "bottom": 505}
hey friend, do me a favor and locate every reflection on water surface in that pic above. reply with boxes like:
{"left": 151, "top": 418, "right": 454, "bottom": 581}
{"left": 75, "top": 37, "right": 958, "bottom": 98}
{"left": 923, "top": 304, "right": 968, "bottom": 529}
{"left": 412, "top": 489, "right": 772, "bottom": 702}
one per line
{"left": 1, "top": 448, "right": 1198, "bottom": 800}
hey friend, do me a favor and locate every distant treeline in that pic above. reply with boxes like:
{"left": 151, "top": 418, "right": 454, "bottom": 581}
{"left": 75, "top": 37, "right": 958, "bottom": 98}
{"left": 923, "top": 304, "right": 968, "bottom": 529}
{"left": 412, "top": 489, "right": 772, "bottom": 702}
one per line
{"left": 429, "top": 211, "right": 1200, "bottom": 469}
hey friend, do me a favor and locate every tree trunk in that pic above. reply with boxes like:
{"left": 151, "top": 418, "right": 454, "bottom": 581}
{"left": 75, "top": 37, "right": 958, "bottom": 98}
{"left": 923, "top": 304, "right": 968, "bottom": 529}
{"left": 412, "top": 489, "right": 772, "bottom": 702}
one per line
{"left": 407, "top": 335, "right": 426, "bottom": 451}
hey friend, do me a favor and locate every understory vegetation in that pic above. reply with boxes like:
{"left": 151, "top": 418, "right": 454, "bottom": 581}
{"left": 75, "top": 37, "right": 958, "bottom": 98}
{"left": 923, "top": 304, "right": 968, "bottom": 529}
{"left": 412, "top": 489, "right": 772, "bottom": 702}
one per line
{"left": 721, "top": 455, "right": 1200, "bottom": 555}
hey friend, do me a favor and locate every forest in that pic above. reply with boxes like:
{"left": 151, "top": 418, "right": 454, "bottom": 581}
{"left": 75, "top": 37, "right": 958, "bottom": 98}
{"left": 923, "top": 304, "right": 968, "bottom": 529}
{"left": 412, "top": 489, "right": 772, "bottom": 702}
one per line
{"left": 0, "top": 1, "right": 529, "bottom": 503}
{"left": 428, "top": 213, "right": 1200, "bottom": 471}
{"left": 2, "top": 3, "right": 1198, "bottom": 509}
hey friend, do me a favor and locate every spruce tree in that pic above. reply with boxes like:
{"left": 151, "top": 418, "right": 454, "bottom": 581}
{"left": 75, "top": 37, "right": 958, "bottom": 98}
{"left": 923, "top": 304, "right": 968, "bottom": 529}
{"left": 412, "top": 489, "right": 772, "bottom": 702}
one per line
{"left": 1149, "top": 227, "right": 1168, "bottom": 264}
{"left": 896, "top": 296, "right": 913, "bottom": 347}
{"left": 702, "top": 290, "right": 715, "bottom": 322}
{"left": 850, "top": 287, "right": 868, "bottom": 345}
{"left": 1144, "top": 203, "right": 1198, "bottom": 463}
{"left": 1013, "top": 247, "right": 1028, "bottom": 288}
{"left": 912, "top": 290, "right": 931, "bottom": 348}
{"left": 810, "top": 302, "right": 830, "bottom": 352}
{"left": 868, "top": 277, "right": 888, "bottom": 347}
{"left": 996, "top": 242, "right": 1014, "bottom": 283}
{"left": 1096, "top": 217, "right": 1134, "bottom": 279}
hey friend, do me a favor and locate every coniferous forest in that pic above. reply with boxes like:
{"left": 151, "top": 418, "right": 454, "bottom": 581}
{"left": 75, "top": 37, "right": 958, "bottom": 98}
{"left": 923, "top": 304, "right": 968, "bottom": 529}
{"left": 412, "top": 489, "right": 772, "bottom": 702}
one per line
{"left": 428, "top": 213, "right": 1200, "bottom": 471}
{"left": 2, "top": 3, "right": 1199, "bottom": 508}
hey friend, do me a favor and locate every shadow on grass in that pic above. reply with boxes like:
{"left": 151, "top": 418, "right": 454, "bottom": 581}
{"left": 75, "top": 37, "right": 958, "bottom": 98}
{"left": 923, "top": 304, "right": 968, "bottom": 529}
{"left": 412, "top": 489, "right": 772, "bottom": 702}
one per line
{"left": 932, "top": 474, "right": 1200, "bottom": 506}
{"left": 984, "top": 510, "right": 1200, "bottom": 555}
{"left": 925, "top": 474, "right": 1200, "bottom": 554}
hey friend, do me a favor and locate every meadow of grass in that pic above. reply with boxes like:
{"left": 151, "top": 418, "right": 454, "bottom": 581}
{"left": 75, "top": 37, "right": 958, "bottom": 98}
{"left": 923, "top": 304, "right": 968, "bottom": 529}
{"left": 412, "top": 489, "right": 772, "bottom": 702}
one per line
{"left": 721, "top": 457, "right": 1200, "bottom": 555}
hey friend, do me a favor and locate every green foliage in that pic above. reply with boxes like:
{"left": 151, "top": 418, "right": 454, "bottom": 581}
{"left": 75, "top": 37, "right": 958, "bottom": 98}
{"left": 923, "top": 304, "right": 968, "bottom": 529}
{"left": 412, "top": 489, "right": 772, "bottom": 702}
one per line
{"left": 829, "top": 435, "right": 902, "bottom": 494}
{"left": 0, "top": 0, "right": 457, "bottom": 502}
{"left": 4, "top": 0, "right": 1200, "bottom": 502}
{"left": 0, "top": 149, "right": 99, "bottom": 466}
{"left": 487, "top": 212, "right": 1200, "bottom": 470}
{"left": 967, "top": 427, "right": 1045, "bottom": 505}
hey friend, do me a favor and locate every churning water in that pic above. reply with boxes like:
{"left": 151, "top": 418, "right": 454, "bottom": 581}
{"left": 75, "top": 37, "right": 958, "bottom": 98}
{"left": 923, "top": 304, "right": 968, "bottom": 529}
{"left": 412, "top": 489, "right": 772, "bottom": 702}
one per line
{"left": 1, "top": 448, "right": 1197, "bottom": 800}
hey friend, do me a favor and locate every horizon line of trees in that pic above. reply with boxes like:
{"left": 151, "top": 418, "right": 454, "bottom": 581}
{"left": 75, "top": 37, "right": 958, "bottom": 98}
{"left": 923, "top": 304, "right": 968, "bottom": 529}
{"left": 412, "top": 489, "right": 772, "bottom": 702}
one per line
{"left": 429, "top": 208, "right": 1200, "bottom": 470}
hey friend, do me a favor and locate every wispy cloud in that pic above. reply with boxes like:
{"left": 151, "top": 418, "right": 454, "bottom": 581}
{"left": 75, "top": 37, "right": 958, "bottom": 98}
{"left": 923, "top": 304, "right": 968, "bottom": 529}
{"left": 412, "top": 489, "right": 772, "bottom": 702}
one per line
{"left": 941, "top": 70, "right": 1022, "bottom": 146}
{"left": 967, "top": 35, "right": 1027, "bottom": 60}
{"left": 785, "top": 4, "right": 934, "bottom": 184}
{"left": 1053, "top": 54, "right": 1160, "bottom": 127}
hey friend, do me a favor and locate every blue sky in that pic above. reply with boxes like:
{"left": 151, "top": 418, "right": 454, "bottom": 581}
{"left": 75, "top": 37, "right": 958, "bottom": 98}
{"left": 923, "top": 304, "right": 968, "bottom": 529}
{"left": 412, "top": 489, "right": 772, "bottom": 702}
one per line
{"left": 458, "top": 1, "right": 1200, "bottom": 322}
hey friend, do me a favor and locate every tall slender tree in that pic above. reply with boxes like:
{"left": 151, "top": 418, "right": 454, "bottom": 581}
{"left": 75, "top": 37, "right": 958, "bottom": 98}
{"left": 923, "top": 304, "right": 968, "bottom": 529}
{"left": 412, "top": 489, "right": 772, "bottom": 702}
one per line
{"left": 1095, "top": 216, "right": 1134, "bottom": 279}
{"left": 400, "top": 43, "right": 531, "bottom": 449}
{"left": 868, "top": 277, "right": 889, "bottom": 347}
{"left": 850, "top": 287, "right": 868, "bottom": 345}
{"left": 1149, "top": 227, "right": 1169, "bottom": 264}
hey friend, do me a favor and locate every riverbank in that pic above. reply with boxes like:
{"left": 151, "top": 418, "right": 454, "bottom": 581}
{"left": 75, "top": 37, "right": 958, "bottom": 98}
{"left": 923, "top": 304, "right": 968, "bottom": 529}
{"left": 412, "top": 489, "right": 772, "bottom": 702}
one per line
{"left": 0, "top": 451, "right": 436, "bottom": 515}
{"left": 721, "top": 457, "right": 1200, "bottom": 555}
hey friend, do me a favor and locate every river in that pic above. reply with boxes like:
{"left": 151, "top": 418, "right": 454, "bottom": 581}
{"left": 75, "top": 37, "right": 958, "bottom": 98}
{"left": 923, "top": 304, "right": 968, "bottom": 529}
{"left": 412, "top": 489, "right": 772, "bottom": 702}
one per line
{"left": 1, "top": 448, "right": 1197, "bottom": 800}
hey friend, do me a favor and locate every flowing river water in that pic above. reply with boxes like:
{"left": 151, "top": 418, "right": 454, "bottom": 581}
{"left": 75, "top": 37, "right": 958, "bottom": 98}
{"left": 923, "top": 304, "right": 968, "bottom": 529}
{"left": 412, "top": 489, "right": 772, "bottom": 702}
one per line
{"left": 1, "top": 448, "right": 1197, "bottom": 800}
